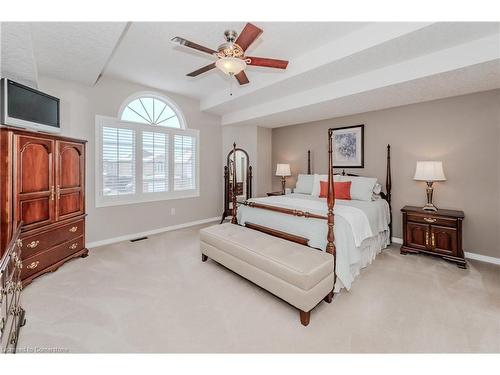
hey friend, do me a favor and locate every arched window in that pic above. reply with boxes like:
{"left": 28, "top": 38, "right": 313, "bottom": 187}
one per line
{"left": 119, "top": 93, "right": 186, "bottom": 129}
{"left": 96, "top": 92, "right": 198, "bottom": 207}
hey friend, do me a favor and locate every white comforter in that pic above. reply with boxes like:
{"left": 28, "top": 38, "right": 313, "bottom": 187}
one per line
{"left": 237, "top": 193, "right": 391, "bottom": 291}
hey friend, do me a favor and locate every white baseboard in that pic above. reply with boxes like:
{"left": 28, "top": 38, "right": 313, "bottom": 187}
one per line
{"left": 86, "top": 216, "right": 220, "bottom": 249}
{"left": 391, "top": 237, "right": 500, "bottom": 265}
{"left": 88, "top": 223, "right": 500, "bottom": 266}
{"left": 464, "top": 252, "right": 500, "bottom": 265}
{"left": 392, "top": 237, "right": 403, "bottom": 244}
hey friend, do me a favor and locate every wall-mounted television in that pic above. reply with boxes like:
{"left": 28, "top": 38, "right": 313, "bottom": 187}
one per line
{"left": 1, "top": 78, "right": 60, "bottom": 133}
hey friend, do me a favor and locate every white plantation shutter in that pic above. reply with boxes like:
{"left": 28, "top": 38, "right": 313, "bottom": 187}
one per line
{"left": 96, "top": 114, "right": 199, "bottom": 207}
{"left": 174, "top": 134, "right": 197, "bottom": 191}
{"left": 142, "top": 131, "right": 168, "bottom": 193}
{"left": 102, "top": 126, "right": 136, "bottom": 196}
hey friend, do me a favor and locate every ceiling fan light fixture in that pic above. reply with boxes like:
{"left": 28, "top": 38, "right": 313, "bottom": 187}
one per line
{"left": 216, "top": 57, "right": 247, "bottom": 75}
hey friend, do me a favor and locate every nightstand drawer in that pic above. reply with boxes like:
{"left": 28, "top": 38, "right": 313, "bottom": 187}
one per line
{"left": 406, "top": 213, "right": 457, "bottom": 228}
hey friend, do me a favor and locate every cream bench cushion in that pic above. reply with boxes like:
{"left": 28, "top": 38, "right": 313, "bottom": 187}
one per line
{"left": 200, "top": 223, "right": 335, "bottom": 313}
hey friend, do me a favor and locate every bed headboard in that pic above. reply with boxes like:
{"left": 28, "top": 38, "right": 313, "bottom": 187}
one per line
{"left": 307, "top": 144, "right": 393, "bottom": 242}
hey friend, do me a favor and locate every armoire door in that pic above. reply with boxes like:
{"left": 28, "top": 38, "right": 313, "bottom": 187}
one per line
{"left": 13, "top": 134, "right": 55, "bottom": 231}
{"left": 55, "top": 140, "right": 85, "bottom": 221}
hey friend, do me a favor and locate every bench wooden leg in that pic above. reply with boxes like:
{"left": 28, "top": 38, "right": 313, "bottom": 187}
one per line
{"left": 323, "top": 290, "right": 334, "bottom": 303}
{"left": 299, "top": 310, "right": 310, "bottom": 326}
{"left": 201, "top": 254, "right": 208, "bottom": 262}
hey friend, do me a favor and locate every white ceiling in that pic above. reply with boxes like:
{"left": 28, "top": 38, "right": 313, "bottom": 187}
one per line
{"left": 31, "top": 22, "right": 127, "bottom": 84}
{"left": 1, "top": 23, "right": 38, "bottom": 87}
{"left": 105, "top": 22, "right": 369, "bottom": 98}
{"left": 1, "top": 21, "right": 499, "bottom": 128}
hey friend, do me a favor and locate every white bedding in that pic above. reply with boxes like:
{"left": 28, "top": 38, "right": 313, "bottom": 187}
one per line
{"left": 237, "top": 193, "right": 391, "bottom": 291}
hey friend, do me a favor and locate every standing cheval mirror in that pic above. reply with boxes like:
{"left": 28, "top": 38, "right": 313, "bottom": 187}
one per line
{"left": 220, "top": 144, "right": 252, "bottom": 223}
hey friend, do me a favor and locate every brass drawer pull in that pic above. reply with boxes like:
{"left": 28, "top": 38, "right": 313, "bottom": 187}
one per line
{"left": 69, "top": 226, "right": 78, "bottom": 233}
{"left": 424, "top": 217, "right": 437, "bottom": 223}
{"left": 27, "top": 240, "right": 40, "bottom": 249}
{"left": 69, "top": 243, "right": 78, "bottom": 250}
{"left": 27, "top": 261, "right": 40, "bottom": 270}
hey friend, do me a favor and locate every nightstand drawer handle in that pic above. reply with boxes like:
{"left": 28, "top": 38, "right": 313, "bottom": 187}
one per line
{"left": 69, "top": 226, "right": 78, "bottom": 233}
{"left": 27, "top": 261, "right": 39, "bottom": 270}
{"left": 424, "top": 217, "right": 436, "bottom": 223}
{"left": 26, "top": 240, "right": 40, "bottom": 249}
{"left": 69, "top": 243, "right": 78, "bottom": 250}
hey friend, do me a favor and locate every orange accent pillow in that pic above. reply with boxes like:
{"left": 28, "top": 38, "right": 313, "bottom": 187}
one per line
{"left": 319, "top": 180, "right": 352, "bottom": 200}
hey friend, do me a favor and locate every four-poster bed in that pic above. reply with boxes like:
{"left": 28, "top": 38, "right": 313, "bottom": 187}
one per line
{"left": 200, "top": 129, "right": 392, "bottom": 325}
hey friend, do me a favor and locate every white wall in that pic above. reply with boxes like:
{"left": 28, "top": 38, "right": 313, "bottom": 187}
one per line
{"left": 38, "top": 76, "right": 222, "bottom": 245}
{"left": 272, "top": 90, "right": 500, "bottom": 258}
{"left": 256, "top": 126, "right": 273, "bottom": 196}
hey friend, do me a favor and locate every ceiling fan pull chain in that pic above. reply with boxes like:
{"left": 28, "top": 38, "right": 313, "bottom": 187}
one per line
{"left": 229, "top": 74, "right": 233, "bottom": 96}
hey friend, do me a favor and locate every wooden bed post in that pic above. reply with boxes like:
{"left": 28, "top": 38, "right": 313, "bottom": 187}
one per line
{"left": 248, "top": 165, "right": 253, "bottom": 198}
{"left": 386, "top": 144, "right": 392, "bottom": 243}
{"left": 326, "top": 129, "right": 336, "bottom": 298}
{"left": 307, "top": 150, "right": 311, "bottom": 174}
{"left": 231, "top": 142, "right": 238, "bottom": 224}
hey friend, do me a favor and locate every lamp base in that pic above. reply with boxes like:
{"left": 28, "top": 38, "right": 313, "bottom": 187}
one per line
{"left": 281, "top": 177, "right": 286, "bottom": 195}
{"left": 422, "top": 181, "right": 438, "bottom": 211}
{"left": 422, "top": 203, "right": 438, "bottom": 211}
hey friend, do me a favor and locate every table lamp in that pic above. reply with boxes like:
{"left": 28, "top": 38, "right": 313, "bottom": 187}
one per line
{"left": 414, "top": 161, "right": 446, "bottom": 211}
{"left": 276, "top": 163, "right": 291, "bottom": 194}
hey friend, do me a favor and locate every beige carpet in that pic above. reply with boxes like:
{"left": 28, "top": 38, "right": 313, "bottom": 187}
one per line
{"left": 17, "top": 223, "right": 500, "bottom": 353}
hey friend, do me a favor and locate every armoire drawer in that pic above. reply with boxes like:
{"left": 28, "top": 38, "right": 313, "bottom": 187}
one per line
{"left": 20, "top": 219, "right": 84, "bottom": 259}
{"left": 21, "top": 236, "right": 84, "bottom": 280}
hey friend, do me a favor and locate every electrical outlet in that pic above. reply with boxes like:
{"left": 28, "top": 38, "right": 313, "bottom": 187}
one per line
{"left": 170, "top": 208, "right": 176, "bottom": 216}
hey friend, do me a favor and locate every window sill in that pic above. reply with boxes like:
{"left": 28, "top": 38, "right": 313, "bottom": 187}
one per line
{"left": 95, "top": 190, "right": 200, "bottom": 208}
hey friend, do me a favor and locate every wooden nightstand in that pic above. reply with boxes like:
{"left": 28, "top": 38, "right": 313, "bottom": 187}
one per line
{"left": 401, "top": 206, "right": 466, "bottom": 268}
{"left": 267, "top": 191, "right": 284, "bottom": 196}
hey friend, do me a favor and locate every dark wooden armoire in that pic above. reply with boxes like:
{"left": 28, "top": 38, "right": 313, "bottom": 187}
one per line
{"left": 0, "top": 126, "right": 88, "bottom": 286}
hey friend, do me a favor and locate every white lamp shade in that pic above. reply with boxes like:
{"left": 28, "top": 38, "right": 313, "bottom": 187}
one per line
{"left": 215, "top": 57, "right": 247, "bottom": 75}
{"left": 414, "top": 161, "right": 446, "bottom": 181}
{"left": 276, "top": 163, "right": 291, "bottom": 177}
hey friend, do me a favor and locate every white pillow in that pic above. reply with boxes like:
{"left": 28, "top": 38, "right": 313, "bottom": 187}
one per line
{"left": 338, "top": 175, "right": 377, "bottom": 201}
{"left": 311, "top": 174, "right": 341, "bottom": 196}
{"left": 294, "top": 174, "right": 315, "bottom": 194}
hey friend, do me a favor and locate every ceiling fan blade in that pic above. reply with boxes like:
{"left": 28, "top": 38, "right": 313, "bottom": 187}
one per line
{"left": 171, "top": 37, "right": 217, "bottom": 55}
{"left": 187, "top": 63, "right": 216, "bottom": 77}
{"left": 235, "top": 71, "right": 249, "bottom": 85}
{"left": 235, "top": 23, "right": 263, "bottom": 51}
{"left": 246, "top": 57, "right": 289, "bottom": 69}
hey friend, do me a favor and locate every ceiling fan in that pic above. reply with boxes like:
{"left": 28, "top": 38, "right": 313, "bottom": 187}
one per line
{"left": 171, "top": 23, "right": 289, "bottom": 85}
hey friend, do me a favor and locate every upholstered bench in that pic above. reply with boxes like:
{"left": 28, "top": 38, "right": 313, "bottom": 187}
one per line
{"left": 199, "top": 223, "right": 335, "bottom": 326}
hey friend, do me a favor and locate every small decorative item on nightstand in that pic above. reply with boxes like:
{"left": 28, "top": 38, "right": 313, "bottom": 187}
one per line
{"left": 401, "top": 205, "right": 466, "bottom": 268}
{"left": 275, "top": 163, "right": 291, "bottom": 194}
